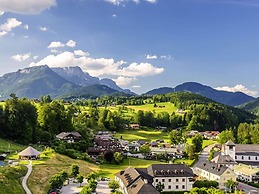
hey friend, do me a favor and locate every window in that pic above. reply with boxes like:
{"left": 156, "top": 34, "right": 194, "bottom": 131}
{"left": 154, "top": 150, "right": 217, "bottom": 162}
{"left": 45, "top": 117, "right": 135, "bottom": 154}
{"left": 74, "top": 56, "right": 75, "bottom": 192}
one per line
{"left": 182, "top": 185, "right": 185, "bottom": 189}
{"left": 249, "top": 156, "right": 251, "bottom": 160}
{"left": 176, "top": 185, "right": 179, "bottom": 189}
{"left": 176, "top": 178, "right": 179, "bottom": 182}
{"left": 168, "top": 186, "right": 171, "bottom": 189}
{"left": 169, "top": 179, "right": 171, "bottom": 182}
{"left": 235, "top": 156, "right": 237, "bottom": 159}
{"left": 256, "top": 157, "right": 258, "bottom": 160}
{"left": 182, "top": 178, "right": 185, "bottom": 182}
{"left": 162, "top": 179, "right": 165, "bottom": 182}
{"left": 242, "top": 156, "right": 244, "bottom": 160}
{"left": 155, "top": 179, "right": 158, "bottom": 182}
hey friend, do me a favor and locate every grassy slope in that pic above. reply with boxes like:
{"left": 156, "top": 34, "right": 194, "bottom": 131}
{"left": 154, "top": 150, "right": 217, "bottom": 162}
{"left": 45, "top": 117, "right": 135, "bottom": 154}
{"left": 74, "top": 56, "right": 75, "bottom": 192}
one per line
{"left": 127, "top": 102, "right": 178, "bottom": 114}
{"left": 0, "top": 165, "right": 27, "bottom": 194}
{"left": 28, "top": 153, "right": 98, "bottom": 194}
{"left": 0, "top": 138, "right": 26, "bottom": 153}
{"left": 114, "top": 128, "right": 170, "bottom": 143}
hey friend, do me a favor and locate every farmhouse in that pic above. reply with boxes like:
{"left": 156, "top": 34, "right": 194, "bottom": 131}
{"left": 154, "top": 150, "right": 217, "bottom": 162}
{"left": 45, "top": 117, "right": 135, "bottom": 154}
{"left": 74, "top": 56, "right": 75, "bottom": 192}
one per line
{"left": 115, "top": 164, "right": 195, "bottom": 193}
{"left": 130, "top": 124, "right": 140, "bottom": 129}
{"left": 195, "top": 160, "right": 236, "bottom": 189}
{"left": 56, "top": 131, "right": 81, "bottom": 143}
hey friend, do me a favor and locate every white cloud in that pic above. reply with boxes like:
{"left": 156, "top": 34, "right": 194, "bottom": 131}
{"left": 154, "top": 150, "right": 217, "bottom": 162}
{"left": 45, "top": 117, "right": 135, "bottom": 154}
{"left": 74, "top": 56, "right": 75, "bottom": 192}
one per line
{"left": 113, "top": 76, "right": 137, "bottom": 87}
{"left": 215, "top": 84, "right": 258, "bottom": 96}
{"left": 145, "top": 0, "right": 157, "bottom": 3}
{"left": 0, "top": 11, "right": 4, "bottom": 16}
{"left": 0, "top": 31, "right": 7, "bottom": 36}
{"left": 160, "top": 55, "right": 172, "bottom": 60}
{"left": 23, "top": 24, "right": 29, "bottom": 30}
{"left": 11, "top": 53, "right": 31, "bottom": 62}
{"left": 0, "top": 18, "right": 22, "bottom": 32}
{"left": 29, "top": 51, "right": 164, "bottom": 78}
{"left": 0, "top": 0, "right": 56, "bottom": 15}
{"left": 50, "top": 49, "right": 61, "bottom": 53}
{"left": 105, "top": 0, "right": 156, "bottom": 6}
{"left": 105, "top": 0, "right": 125, "bottom": 5}
{"left": 74, "top": 50, "right": 89, "bottom": 57}
{"left": 146, "top": 54, "right": 158, "bottom": 59}
{"left": 39, "top": 26, "right": 48, "bottom": 31}
{"left": 119, "top": 62, "right": 164, "bottom": 77}
{"left": 132, "top": 85, "right": 141, "bottom": 88}
{"left": 112, "top": 14, "right": 117, "bottom": 18}
{"left": 48, "top": 41, "right": 65, "bottom": 49}
{"left": 66, "top": 40, "right": 76, "bottom": 48}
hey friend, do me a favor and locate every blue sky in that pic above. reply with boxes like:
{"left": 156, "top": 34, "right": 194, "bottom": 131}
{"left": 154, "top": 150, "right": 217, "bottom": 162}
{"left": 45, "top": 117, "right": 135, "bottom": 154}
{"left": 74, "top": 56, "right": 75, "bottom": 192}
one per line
{"left": 0, "top": 0, "right": 259, "bottom": 96}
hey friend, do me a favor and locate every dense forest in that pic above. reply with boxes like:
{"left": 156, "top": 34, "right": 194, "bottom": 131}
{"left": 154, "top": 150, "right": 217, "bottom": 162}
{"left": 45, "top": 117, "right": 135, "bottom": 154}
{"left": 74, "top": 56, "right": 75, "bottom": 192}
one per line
{"left": 0, "top": 92, "right": 256, "bottom": 146}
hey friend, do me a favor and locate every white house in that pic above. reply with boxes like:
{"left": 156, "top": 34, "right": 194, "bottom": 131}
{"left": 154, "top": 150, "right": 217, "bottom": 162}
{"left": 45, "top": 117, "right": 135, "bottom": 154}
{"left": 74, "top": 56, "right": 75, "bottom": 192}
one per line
{"left": 195, "top": 160, "right": 236, "bottom": 189}
{"left": 233, "top": 164, "right": 259, "bottom": 182}
{"left": 115, "top": 164, "right": 195, "bottom": 194}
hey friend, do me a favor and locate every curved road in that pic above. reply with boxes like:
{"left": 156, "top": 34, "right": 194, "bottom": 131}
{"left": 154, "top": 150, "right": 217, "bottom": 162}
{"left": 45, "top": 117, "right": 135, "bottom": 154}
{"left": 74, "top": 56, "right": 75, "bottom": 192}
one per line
{"left": 22, "top": 160, "right": 32, "bottom": 194}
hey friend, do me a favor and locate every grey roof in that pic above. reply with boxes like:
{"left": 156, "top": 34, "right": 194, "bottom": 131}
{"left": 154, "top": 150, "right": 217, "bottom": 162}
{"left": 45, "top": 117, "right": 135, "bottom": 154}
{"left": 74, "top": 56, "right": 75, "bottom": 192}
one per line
{"left": 115, "top": 167, "right": 159, "bottom": 194}
{"left": 147, "top": 164, "right": 194, "bottom": 177}
{"left": 18, "top": 146, "right": 41, "bottom": 157}
{"left": 196, "top": 160, "right": 228, "bottom": 176}
{"left": 211, "top": 154, "right": 237, "bottom": 165}
{"left": 56, "top": 132, "right": 81, "bottom": 139}
{"left": 236, "top": 144, "right": 259, "bottom": 153}
{"left": 226, "top": 140, "right": 235, "bottom": 146}
{"left": 236, "top": 152, "right": 259, "bottom": 156}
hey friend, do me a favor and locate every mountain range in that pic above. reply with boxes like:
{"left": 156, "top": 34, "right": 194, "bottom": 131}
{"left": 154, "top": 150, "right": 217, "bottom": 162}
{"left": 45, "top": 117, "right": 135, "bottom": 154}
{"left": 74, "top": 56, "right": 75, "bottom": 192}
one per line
{"left": 0, "top": 66, "right": 256, "bottom": 107}
{"left": 145, "top": 82, "right": 255, "bottom": 107}
{"left": 0, "top": 65, "right": 133, "bottom": 100}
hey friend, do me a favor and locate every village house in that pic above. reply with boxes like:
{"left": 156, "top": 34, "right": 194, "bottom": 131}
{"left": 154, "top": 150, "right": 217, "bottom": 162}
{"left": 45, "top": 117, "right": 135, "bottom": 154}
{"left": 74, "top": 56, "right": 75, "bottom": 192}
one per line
{"left": 233, "top": 164, "right": 259, "bottom": 182}
{"left": 87, "top": 131, "right": 122, "bottom": 156}
{"left": 194, "top": 160, "right": 236, "bottom": 189}
{"left": 130, "top": 124, "right": 140, "bottom": 130}
{"left": 56, "top": 131, "right": 82, "bottom": 143}
{"left": 115, "top": 164, "right": 195, "bottom": 194}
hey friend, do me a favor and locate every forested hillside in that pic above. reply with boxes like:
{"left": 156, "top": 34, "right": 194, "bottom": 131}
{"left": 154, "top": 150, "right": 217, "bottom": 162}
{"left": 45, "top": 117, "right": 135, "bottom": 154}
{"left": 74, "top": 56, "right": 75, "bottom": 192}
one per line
{"left": 0, "top": 92, "right": 255, "bottom": 146}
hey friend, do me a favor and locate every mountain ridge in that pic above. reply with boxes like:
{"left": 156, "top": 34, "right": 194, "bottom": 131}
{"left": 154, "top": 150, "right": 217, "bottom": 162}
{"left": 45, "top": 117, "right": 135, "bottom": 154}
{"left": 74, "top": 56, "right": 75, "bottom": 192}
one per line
{"left": 145, "top": 82, "right": 255, "bottom": 106}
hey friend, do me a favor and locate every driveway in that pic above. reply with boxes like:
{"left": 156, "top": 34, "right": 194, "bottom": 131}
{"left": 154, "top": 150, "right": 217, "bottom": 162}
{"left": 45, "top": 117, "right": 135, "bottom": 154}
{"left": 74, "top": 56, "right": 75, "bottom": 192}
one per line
{"left": 96, "top": 180, "right": 110, "bottom": 194}
{"left": 61, "top": 179, "right": 87, "bottom": 194}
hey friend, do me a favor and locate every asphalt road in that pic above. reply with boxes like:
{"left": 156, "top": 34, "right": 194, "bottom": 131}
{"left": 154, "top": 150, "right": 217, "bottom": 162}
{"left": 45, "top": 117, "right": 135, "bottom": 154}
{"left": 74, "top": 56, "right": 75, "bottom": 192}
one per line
{"left": 238, "top": 182, "right": 259, "bottom": 194}
{"left": 193, "top": 143, "right": 217, "bottom": 168}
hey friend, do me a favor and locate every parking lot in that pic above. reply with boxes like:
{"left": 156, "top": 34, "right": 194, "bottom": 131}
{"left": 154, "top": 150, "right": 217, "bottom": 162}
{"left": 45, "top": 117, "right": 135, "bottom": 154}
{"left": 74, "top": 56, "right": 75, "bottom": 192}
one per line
{"left": 60, "top": 179, "right": 109, "bottom": 194}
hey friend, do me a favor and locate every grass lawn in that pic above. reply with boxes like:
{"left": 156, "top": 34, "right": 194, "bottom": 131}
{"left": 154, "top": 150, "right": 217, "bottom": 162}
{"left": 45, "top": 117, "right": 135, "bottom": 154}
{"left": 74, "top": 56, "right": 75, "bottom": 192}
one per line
{"left": 173, "top": 158, "right": 196, "bottom": 166}
{"left": 98, "top": 158, "right": 165, "bottom": 179}
{"left": 186, "top": 138, "right": 217, "bottom": 149}
{"left": 114, "top": 128, "right": 170, "bottom": 143}
{"left": 0, "top": 165, "right": 27, "bottom": 194}
{"left": 127, "top": 102, "right": 177, "bottom": 114}
{"left": 0, "top": 138, "right": 26, "bottom": 153}
{"left": 28, "top": 153, "right": 98, "bottom": 194}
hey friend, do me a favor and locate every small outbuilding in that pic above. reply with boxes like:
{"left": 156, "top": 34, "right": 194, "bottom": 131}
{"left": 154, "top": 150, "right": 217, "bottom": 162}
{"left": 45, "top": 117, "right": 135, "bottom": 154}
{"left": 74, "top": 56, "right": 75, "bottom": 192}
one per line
{"left": 18, "top": 146, "right": 41, "bottom": 160}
